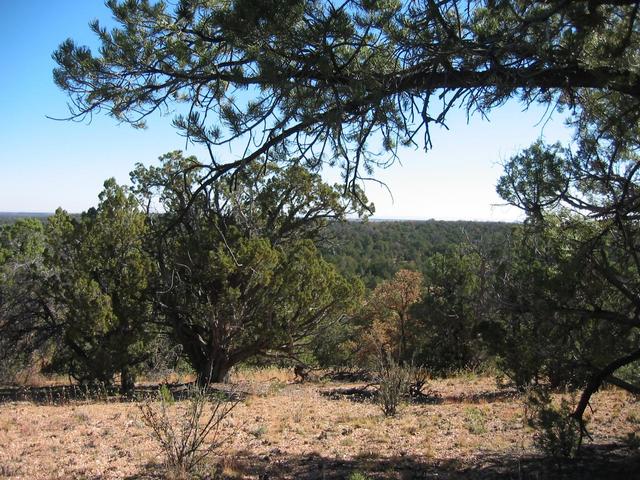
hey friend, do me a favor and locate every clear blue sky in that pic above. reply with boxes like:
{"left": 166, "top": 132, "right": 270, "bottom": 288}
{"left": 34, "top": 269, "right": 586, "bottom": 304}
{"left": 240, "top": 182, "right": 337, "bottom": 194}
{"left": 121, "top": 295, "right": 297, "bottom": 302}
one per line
{"left": 0, "top": 1, "right": 573, "bottom": 221}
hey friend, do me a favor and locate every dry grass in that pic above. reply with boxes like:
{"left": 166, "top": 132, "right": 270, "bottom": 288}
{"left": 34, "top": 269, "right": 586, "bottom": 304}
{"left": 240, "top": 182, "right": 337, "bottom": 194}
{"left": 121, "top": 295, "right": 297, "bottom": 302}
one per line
{"left": 230, "top": 366, "right": 294, "bottom": 384}
{"left": 0, "top": 371, "right": 638, "bottom": 479}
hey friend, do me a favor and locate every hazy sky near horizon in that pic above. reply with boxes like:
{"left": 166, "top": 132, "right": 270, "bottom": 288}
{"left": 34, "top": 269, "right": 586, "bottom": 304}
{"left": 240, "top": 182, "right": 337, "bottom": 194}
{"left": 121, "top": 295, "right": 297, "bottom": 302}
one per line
{"left": 0, "top": 1, "right": 574, "bottom": 222}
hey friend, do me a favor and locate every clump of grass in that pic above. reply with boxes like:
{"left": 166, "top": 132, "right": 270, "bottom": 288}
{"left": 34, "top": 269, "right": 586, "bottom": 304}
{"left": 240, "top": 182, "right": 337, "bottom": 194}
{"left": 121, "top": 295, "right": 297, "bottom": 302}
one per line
{"left": 250, "top": 425, "right": 267, "bottom": 439}
{"left": 139, "top": 385, "right": 238, "bottom": 477}
{"left": 464, "top": 407, "right": 487, "bottom": 435}
{"left": 159, "top": 384, "right": 175, "bottom": 405}
{"left": 72, "top": 408, "right": 90, "bottom": 423}
{"left": 347, "top": 471, "right": 371, "bottom": 480}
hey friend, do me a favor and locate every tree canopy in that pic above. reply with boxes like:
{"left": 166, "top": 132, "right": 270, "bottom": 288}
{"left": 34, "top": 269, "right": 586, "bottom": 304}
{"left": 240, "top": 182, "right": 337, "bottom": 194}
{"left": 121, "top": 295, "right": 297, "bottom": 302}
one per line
{"left": 495, "top": 95, "right": 640, "bottom": 432}
{"left": 131, "top": 152, "right": 362, "bottom": 383}
{"left": 44, "top": 180, "right": 156, "bottom": 393}
{"left": 54, "top": 0, "right": 640, "bottom": 196}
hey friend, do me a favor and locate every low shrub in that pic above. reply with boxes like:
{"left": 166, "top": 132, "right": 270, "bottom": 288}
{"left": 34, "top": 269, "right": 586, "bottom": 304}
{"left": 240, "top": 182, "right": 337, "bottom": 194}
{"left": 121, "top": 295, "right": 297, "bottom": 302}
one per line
{"left": 347, "top": 471, "right": 371, "bottom": 480}
{"left": 375, "top": 356, "right": 412, "bottom": 417}
{"left": 464, "top": 407, "right": 487, "bottom": 435}
{"left": 525, "top": 387, "right": 583, "bottom": 460}
{"left": 139, "top": 385, "right": 238, "bottom": 477}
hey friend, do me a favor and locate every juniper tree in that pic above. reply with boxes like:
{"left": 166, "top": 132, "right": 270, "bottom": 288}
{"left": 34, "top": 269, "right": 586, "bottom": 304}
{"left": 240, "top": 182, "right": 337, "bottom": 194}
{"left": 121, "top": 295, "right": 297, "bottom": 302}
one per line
{"left": 496, "top": 91, "right": 640, "bottom": 433}
{"left": 43, "top": 180, "right": 156, "bottom": 394}
{"left": 131, "top": 152, "right": 363, "bottom": 384}
{"left": 0, "top": 219, "right": 48, "bottom": 381}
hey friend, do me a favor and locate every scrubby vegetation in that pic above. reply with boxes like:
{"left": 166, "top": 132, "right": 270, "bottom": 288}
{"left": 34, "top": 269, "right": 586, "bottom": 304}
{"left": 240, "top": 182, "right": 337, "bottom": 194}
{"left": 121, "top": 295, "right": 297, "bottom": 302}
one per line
{"left": 3, "top": 0, "right": 640, "bottom": 477}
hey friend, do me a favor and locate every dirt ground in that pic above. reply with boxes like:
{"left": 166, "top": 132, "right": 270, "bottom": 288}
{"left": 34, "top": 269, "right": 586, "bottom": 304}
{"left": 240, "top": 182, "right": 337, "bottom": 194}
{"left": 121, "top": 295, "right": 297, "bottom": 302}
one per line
{"left": 1, "top": 370, "right": 639, "bottom": 479}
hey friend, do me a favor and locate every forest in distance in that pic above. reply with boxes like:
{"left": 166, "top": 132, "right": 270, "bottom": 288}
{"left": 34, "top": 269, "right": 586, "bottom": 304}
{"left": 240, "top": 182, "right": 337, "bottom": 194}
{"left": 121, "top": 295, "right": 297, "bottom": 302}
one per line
{"left": 2, "top": 0, "right": 640, "bottom": 478}
{"left": 0, "top": 211, "right": 513, "bottom": 284}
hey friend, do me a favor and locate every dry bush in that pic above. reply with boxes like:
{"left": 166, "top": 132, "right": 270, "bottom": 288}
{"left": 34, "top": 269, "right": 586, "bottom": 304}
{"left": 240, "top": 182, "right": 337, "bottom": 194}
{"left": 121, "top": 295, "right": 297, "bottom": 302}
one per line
{"left": 139, "top": 385, "right": 238, "bottom": 477}
{"left": 409, "top": 366, "right": 430, "bottom": 397}
{"left": 374, "top": 356, "right": 412, "bottom": 417}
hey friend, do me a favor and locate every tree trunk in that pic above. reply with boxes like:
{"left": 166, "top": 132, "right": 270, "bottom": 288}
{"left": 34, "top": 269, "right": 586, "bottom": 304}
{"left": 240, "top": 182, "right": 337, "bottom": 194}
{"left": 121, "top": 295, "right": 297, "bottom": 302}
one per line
{"left": 572, "top": 347, "right": 640, "bottom": 436}
{"left": 120, "top": 367, "right": 135, "bottom": 396}
{"left": 197, "top": 356, "right": 231, "bottom": 386}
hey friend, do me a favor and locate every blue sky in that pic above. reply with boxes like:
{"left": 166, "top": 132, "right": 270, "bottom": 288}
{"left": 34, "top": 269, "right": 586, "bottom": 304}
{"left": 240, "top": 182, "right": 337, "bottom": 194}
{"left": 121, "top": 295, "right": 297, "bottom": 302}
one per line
{"left": 0, "top": 1, "right": 573, "bottom": 221}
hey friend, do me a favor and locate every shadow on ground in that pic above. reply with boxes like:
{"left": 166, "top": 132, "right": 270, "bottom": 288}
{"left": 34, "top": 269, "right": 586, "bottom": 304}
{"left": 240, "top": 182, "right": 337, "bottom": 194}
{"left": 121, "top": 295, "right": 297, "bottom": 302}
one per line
{"left": 0, "top": 381, "right": 245, "bottom": 404}
{"left": 322, "top": 386, "right": 519, "bottom": 405}
{"left": 129, "top": 443, "right": 640, "bottom": 480}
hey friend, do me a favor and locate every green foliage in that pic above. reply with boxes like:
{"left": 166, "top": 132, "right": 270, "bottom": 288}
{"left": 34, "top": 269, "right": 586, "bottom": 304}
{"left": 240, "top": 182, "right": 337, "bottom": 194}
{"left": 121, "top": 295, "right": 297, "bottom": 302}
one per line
{"left": 159, "top": 384, "right": 175, "bottom": 406}
{"left": 494, "top": 102, "right": 640, "bottom": 426}
{"left": 0, "top": 218, "right": 47, "bottom": 382}
{"left": 308, "top": 317, "right": 358, "bottom": 369}
{"left": 0, "top": 213, "right": 48, "bottom": 227}
{"left": 496, "top": 141, "right": 569, "bottom": 221}
{"left": 464, "top": 407, "right": 487, "bottom": 435}
{"left": 54, "top": 1, "right": 640, "bottom": 192}
{"left": 412, "top": 246, "right": 490, "bottom": 375}
{"left": 347, "top": 472, "right": 371, "bottom": 480}
{"left": 46, "top": 0, "right": 640, "bottom": 402}
{"left": 322, "top": 220, "right": 511, "bottom": 289}
{"left": 42, "top": 180, "right": 156, "bottom": 391}
{"left": 131, "top": 152, "right": 362, "bottom": 383}
{"left": 486, "top": 217, "right": 640, "bottom": 391}
{"left": 2, "top": 188, "right": 513, "bottom": 386}
{"left": 0, "top": 218, "right": 46, "bottom": 264}
{"left": 525, "top": 388, "right": 583, "bottom": 460}
{"left": 314, "top": 222, "right": 511, "bottom": 370}
{"left": 319, "top": 224, "right": 510, "bottom": 375}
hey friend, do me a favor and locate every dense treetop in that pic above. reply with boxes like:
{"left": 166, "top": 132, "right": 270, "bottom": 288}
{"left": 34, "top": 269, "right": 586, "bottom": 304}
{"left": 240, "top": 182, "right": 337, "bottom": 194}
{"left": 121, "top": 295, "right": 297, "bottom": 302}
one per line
{"left": 1, "top": 213, "right": 513, "bottom": 289}
{"left": 323, "top": 219, "right": 512, "bottom": 287}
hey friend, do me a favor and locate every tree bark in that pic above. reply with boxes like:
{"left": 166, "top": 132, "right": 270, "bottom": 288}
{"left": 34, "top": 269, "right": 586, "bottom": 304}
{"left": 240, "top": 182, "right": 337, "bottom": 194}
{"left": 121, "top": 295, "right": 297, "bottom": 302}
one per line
{"left": 573, "top": 347, "right": 640, "bottom": 427}
{"left": 197, "top": 355, "right": 231, "bottom": 386}
{"left": 120, "top": 367, "right": 135, "bottom": 396}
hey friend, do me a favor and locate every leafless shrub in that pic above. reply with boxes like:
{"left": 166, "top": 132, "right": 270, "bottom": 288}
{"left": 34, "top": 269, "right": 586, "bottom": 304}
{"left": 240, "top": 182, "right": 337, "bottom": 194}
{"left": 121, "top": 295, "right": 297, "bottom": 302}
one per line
{"left": 139, "top": 385, "right": 238, "bottom": 477}
{"left": 409, "top": 366, "right": 430, "bottom": 397}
